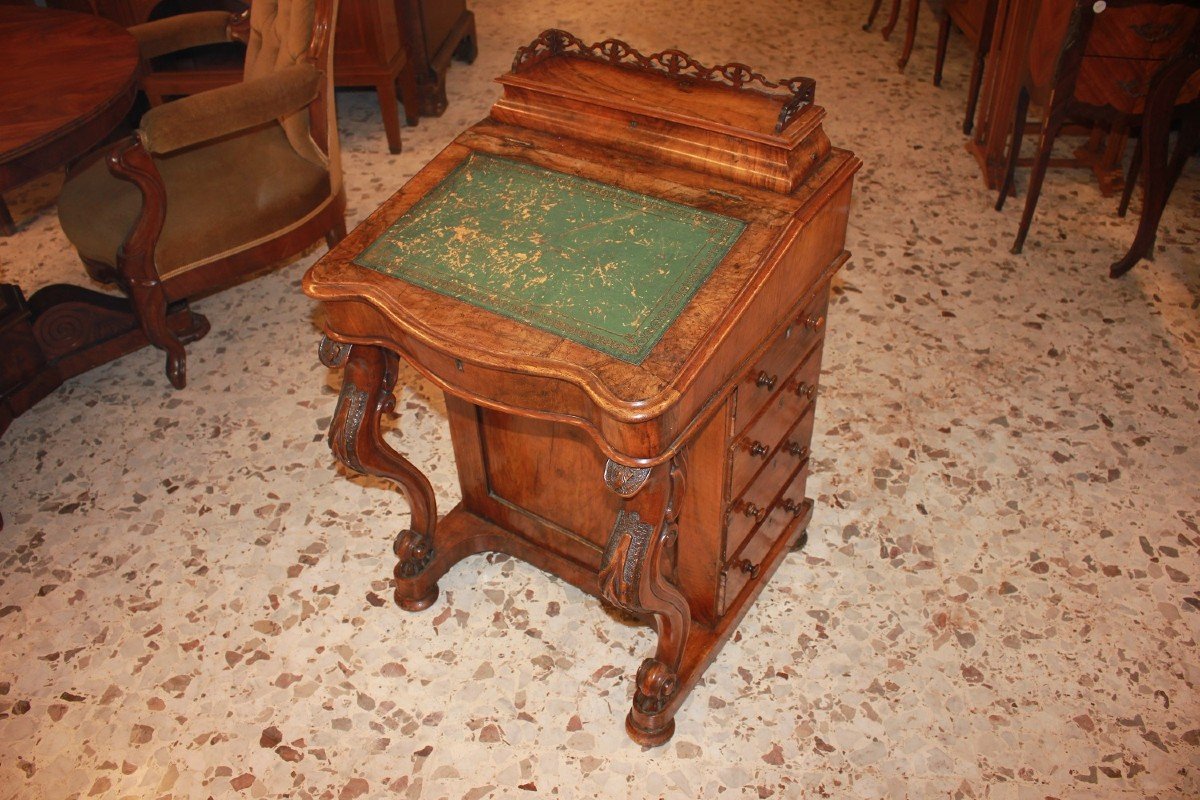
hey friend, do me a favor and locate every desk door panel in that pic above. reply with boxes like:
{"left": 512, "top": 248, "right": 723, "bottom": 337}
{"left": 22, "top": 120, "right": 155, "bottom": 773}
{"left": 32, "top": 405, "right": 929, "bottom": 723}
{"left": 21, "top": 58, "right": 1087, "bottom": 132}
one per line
{"left": 474, "top": 407, "right": 617, "bottom": 563}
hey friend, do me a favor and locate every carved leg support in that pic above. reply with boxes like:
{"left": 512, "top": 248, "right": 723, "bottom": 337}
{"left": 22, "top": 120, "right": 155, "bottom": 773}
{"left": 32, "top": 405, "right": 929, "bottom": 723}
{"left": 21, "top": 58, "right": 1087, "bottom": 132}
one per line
{"left": 322, "top": 338, "right": 441, "bottom": 611}
{"left": 106, "top": 137, "right": 190, "bottom": 388}
{"left": 599, "top": 459, "right": 692, "bottom": 747}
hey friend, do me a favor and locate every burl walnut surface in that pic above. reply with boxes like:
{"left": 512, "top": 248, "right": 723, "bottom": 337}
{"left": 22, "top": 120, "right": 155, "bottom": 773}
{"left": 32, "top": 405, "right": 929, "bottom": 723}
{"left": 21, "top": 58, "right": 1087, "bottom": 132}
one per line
{"left": 304, "top": 33, "right": 860, "bottom": 745}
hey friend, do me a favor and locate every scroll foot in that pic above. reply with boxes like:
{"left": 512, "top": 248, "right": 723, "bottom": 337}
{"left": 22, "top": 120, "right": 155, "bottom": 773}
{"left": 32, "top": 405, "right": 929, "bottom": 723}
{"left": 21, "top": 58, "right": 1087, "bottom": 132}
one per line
{"left": 393, "top": 528, "right": 440, "bottom": 611}
{"left": 626, "top": 657, "right": 680, "bottom": 746}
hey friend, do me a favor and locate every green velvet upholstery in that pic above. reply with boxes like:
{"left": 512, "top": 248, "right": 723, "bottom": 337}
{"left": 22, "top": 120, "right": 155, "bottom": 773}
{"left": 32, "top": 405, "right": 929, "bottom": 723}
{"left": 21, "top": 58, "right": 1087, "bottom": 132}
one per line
{"left": 138, "top": 64, "right": 321, "bottom": 155}
{"left": 58, "top": 123, "right": 330, "bottom": 280}
{"left": 129, "top": 11, "right": 232, "bottom": 60}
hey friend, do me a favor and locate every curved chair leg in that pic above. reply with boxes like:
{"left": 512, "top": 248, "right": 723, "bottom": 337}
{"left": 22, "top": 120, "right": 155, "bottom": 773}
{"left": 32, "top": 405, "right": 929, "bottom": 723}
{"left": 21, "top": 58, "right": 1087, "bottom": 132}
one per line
{"left": 127, "top": 277, "right": 189, "bottom": 389}
{"left": 864, "top": 0, "right": 885, "bottom": 31}
{"left": 598, "top": 458, "right": 692, "bottom": 747}
{"left": 881, "top": 0, "right": 902, "bottom": 40}
{"left": 1111, "top": 100, "right": 1200, "bottom": 276}
{"left": 933, "top": 11, "right": 951, "bottom": 87}
{"left": 1118, "top": 133, "right": 1142, "bottom": 219}
{"left": 963, "top": 48, "right": 989, "bottom": 134}
{"left": 1012, "top": 105, "right": 1065, "bottom": 255}
{"left": 995, "top": 86, "right": 1030, "bottom": 212}
{"left": 897, "top": 0, "right": 921, "bottom": 71}
{"left": 321, "top": 339, "right": 441, "bottom": 610}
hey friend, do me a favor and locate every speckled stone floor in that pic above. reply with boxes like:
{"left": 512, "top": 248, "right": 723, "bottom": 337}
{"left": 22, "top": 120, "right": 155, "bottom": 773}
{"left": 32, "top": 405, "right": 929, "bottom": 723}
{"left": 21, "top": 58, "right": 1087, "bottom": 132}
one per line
{"left": 2, "top": 1, "right": 1198, "bottom": 798}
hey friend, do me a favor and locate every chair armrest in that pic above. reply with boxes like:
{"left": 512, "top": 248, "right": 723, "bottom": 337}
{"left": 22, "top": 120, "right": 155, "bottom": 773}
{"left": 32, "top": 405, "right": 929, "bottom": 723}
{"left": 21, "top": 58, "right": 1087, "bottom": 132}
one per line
{"left": 129, "top": 11, "right": 237, "bottom": 60}
{"left": 138, "top": 64, "right": 322, "bottom": 155}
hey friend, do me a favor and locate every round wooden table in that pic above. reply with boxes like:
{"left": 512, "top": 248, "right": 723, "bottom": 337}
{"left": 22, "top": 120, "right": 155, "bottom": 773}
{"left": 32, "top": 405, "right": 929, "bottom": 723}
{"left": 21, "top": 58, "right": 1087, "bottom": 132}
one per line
{"left": 0, "top": 7, "right": 204, "bottom": 444}
{"left": 0, "top": 5, "right": 140, "bottom": 234}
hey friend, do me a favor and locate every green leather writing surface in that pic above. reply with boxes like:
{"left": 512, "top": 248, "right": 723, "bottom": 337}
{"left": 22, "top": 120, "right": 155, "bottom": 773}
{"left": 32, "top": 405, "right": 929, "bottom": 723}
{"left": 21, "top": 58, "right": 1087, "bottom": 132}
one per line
{"left": 354, "top": 153, "right": 745, "bottom": 364}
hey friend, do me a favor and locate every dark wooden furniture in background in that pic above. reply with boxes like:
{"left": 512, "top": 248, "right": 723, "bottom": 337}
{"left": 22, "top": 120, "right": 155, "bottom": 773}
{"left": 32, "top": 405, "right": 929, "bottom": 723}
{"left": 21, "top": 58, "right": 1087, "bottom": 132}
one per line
{"left": 0, "top": 6, "right": 201, "bottom": 431}
{"left": 897, "top": 0, "right": 923, "bottom": 71}
{"left": 48, "top": 0, "right": 425, "bottom": 153}
{"left": 0, "top": 6, "right": 139, "bottom": 234}
{"left": 332, "top": 0, "right": 420, "bottom": 152}
{"left": 396, "top": 0, "right": 476, "bottom": 116}
{"left": 864, "top": 0, "right": 902, "bottom": 37}
{"left": 935, "top": 0, "right": 1000, "bottom": 133}
{"left": 995, "top": 0, "right": 1199, "bottom": 257}
{"left": 1112, "top": 17, "right": 1200, "bottom": 275}
{"left": 969, "top": 0, "right": 1196, "bottom": 193}
{"left": 55, "top": 0, "right": 346, "bottom": 389}
{"left": 305, "top": 30, "right": 860, "bottom": 745}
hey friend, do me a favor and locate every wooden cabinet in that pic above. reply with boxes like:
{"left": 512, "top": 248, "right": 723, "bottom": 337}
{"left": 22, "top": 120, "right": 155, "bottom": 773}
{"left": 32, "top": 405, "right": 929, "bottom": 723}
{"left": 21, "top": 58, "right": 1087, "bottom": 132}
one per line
{"left": 328, "top": 0, "right": 419, "bottom": 153}
{"left": 394, "top": 0, "right": 476, "bottom": 115}
{"left": 304, "top": 30, "right": 859, "bottom": 745}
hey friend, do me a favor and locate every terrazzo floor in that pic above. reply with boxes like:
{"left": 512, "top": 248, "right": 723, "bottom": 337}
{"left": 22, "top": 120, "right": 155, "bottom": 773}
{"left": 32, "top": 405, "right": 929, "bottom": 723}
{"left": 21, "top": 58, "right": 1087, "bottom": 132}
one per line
{"left": 2, "top": 1, "right": 1199, "bottom": 798}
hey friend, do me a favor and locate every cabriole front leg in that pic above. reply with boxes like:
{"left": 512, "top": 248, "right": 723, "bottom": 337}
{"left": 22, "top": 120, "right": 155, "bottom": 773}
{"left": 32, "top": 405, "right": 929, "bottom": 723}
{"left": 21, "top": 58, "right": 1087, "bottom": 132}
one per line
{"left": 320, "top": 337, "right": 441, "bottom": 611}
{"left": 598, "top": 458, "right": 692, "bottom": 747}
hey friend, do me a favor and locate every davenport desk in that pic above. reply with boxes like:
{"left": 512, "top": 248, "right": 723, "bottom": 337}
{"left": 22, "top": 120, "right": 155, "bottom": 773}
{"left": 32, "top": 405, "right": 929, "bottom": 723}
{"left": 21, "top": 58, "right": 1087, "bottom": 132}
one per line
{"left": 304, "top": 30, "right": 861, "bottom": 745}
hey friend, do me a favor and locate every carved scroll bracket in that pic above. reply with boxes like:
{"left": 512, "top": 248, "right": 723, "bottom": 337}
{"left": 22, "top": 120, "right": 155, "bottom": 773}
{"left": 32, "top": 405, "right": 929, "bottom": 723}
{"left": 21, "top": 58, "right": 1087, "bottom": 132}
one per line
{"left": 318, "top": 334, "right": 352, "bottom": 368}
{"left": 596, "top": 458, "right": 692, "bottom": 745}
{"left": 603, "top": 460, "right": 652, "bottom": 498}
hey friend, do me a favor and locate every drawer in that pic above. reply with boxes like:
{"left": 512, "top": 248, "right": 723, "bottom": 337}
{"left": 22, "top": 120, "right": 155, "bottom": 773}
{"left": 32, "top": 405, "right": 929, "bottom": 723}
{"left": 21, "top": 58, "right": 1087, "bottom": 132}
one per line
{"left": 1077, "top": 56, "right": 1161, "bottom": 114}
{"left": 729, "top": 372, "right": 819, "bottom": 499}
{"left": 1086, "top": 7, "right": 1198, "bottom": 61}
{"left": 720, "top": 464, "right": 812, "bottom": 615}
{"left": 731, "top": 287, "right": 828, "bottom": 436}
{"left": 726, "top": 409, "right": 814, "bottom": 558}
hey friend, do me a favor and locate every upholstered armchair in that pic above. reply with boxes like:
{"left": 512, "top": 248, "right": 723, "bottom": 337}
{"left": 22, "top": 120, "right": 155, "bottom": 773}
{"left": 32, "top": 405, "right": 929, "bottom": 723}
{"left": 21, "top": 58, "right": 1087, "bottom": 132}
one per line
{"left": 58, "top": 0, "right": 345, "bottom": 389}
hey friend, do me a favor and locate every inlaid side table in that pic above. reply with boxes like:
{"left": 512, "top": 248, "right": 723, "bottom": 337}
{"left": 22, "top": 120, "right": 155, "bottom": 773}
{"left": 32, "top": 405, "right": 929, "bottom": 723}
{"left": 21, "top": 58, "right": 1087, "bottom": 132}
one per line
{"left": 304, "top": 30, "right": 861, "bottom": 745}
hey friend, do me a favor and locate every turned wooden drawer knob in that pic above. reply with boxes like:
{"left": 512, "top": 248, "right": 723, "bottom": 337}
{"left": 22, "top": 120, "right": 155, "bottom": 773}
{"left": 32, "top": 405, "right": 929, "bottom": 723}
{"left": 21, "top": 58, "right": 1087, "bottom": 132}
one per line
{"left": 737, "top": 559, "right": 760, "bottom": 578}
{"left": 792, "top": 381, "right": 815, "bottom": 399}
{"left": 746, "top": 439, "right": 769, "bottom": 458}
{"left": 782, "top": 497, "right": 805, "bottom": 516}
{"left": 738, "top": 501, "right": 765, "bottom": 521}
{"left": 755, "top": 371, "right": 777, "bottom": 390}
{"left": 786, "top": 441, "right": 808, "bottom": 459}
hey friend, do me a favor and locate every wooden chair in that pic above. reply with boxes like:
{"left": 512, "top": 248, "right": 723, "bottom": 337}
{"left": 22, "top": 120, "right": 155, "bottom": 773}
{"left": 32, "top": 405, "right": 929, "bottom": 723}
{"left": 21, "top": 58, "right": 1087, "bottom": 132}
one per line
{"left": 933, "top": 0, "right": 1000, "bottom": 134}
{"left": 994, "top": 0, "right": 1199, "bottom": 256}
{"left": 140, "top": 0, "right": 421, "bottom": 155}
{"left": 57, "top": 0, "right": 346, "bottom": 388}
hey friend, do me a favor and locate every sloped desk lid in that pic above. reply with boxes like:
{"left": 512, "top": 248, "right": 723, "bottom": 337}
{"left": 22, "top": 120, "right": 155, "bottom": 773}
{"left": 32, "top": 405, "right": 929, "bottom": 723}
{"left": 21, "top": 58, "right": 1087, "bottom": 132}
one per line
{"left": 352, "top": 153, "right": 746, "bottom": 364}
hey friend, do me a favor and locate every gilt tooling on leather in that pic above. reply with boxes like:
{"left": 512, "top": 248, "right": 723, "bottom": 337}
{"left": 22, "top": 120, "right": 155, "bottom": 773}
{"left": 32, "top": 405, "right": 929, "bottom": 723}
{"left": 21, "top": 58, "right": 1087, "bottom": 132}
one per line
{"left": 353, "top": 153, "right": 746, "bottom": 363}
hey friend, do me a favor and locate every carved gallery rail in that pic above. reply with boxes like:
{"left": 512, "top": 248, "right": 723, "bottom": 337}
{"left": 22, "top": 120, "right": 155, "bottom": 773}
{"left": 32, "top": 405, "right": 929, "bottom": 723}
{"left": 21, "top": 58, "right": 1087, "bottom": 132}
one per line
{"left": 304, "top": 31, "right": 861, "bottom": 745}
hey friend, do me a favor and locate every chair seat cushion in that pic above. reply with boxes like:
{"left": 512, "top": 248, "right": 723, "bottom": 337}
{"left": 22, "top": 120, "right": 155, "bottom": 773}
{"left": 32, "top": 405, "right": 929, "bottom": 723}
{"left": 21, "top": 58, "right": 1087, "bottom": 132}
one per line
{"left": 58, "top": 122, "right": 331, "bottom": 281}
